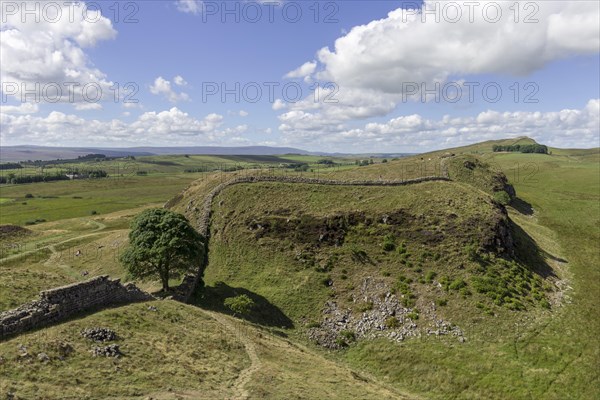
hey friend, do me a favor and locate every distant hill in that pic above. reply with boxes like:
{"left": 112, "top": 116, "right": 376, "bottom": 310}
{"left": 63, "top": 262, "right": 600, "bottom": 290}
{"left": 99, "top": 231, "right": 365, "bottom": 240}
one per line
{"left": 0, "top": 145, "right": 311, "bottom": 162}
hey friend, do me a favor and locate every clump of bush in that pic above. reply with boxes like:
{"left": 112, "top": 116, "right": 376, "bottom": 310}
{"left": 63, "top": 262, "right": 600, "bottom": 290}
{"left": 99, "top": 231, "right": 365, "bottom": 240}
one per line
{"left": 382, "top": 234, "right": 396, "bottom": 251}
{"left": 224, "top": 294, "right": 255, "bottom": 316}
{"left": 425, "top": 270, "right": 437, "bottom": 283}
{"left": 436, "top": 298, "right": 448, "bottom": 307}
{"left": 449, "top": 278, "right": 467, "bottom": 291}
{"left": 396, "top": 242, "right": 407, "bottom": 255}
{"left": 385, "top": 316, "right": 400, "bottom": 328}
{"left": 406, "top": 312, "right": 419, "bottom": 320}
{"left": 358, "top": 301, "right": 373, "bottom": 312}
{"left": 493, "top": 190, "right": 511, "bottom": 205}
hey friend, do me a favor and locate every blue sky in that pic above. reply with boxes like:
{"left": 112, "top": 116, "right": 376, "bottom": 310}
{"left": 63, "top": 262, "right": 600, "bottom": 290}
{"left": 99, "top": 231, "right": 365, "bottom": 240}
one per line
{"left": 1, "top": 1, "right": 599, "bottom": 151}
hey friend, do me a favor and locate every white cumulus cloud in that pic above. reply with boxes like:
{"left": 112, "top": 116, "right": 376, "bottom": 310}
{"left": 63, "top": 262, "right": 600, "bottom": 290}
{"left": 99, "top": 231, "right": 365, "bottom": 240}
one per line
{"left": 176, "top": 0, "right": 201, "bottom": 15}
{"left": 0, "top": 107, "right": 240, "bottom": 146}
{"left": 0, "top": 1, "right": 117, "bottom": 107}
{"left": 278, "top": 1, "right": 600, "bottom": 133}
{"left": 150, "top": 77, "right": 190, "bottom": 103}
{"left": 278, "top": 100, "right": 600, "bottom": 152}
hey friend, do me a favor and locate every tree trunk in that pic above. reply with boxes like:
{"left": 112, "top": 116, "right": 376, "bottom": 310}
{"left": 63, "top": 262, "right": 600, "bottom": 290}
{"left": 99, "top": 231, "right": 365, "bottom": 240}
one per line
{"left": 161, "top": 272, "right": 169, "bottom": 292}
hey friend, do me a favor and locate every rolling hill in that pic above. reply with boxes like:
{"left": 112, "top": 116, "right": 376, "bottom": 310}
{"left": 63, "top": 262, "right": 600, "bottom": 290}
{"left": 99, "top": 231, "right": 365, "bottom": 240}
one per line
{"left": 0, "top": 138, "right": 598, "bottom": 399}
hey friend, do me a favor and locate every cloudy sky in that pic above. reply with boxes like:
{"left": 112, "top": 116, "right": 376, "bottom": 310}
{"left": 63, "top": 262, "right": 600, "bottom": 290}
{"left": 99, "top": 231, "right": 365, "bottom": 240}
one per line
{"left": 1, "top": 0, "right": 599, "bottom": 152}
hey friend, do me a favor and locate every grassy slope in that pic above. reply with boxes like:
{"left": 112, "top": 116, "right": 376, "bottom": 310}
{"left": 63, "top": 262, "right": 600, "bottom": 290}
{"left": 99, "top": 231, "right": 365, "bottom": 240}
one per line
{"left": 342, "top": 146, "right": 599, "bottom": 399}
{"left": 173, "top": 140, "right": 598, "bottom": 399}
{"left": 481, "top": 150, "right": 599, "bottom": 399}
{"left": 0, "top": 300, "right": 411, "bottom": 400}
{"left": 0, "top": 301, "right": 249, "bottom": 399}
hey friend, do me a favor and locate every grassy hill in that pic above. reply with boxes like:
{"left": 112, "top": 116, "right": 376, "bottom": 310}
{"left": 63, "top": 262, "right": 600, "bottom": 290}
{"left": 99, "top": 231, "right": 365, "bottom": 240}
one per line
{"left": 1, "top": 138, "right": 598, "bottom": 399}
{"left": 168, "top": 139, "right": 598, "bottom": 399}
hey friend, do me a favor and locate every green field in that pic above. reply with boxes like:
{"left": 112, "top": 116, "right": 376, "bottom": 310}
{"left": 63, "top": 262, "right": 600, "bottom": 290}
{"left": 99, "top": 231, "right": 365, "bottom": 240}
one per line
{"left": 0, "top": 140, "right": 598, "bottom": 399}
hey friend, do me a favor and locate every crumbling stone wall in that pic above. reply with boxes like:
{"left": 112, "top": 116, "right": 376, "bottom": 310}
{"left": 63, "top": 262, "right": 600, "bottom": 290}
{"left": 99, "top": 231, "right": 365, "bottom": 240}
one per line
{"left": 0, "top": 275, "right": 153, "bottom": 340}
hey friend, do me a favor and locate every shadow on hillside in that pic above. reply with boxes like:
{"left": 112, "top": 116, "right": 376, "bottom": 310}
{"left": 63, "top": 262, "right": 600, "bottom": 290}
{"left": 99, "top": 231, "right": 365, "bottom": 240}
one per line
{"left": 511, "top": 197, "right": 534, "bottom": 216}
{"left": 191, "top": 282, "right": 294, "bottom": 329}
{"left": 510, "top": 221, "right": 561, "bottom": 278}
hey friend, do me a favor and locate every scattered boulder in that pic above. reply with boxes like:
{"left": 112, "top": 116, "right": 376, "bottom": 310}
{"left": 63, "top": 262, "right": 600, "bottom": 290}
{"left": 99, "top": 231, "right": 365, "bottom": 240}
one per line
{"left": 37, "top": 352, "right": 50, "bottom": 363}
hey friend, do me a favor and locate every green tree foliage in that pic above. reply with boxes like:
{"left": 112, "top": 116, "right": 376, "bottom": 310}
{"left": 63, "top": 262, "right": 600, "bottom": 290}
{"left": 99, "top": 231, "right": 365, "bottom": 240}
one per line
{"left": 120, "top": 208, "right": 205, "bottom": 291}
{"left": 0, "top": 162, "right": 23, "bottom": 170}
{"left": 0, "top": 173, "right": 69, "bottom": 184}
{"left": 492, "top": 144, "right": 548, "bottom": 154}
{"left": 493, "top": 190, "right": 512, "bottom": 205}
{"left": 224, "top": 294, "right": 255, "bottom": 316}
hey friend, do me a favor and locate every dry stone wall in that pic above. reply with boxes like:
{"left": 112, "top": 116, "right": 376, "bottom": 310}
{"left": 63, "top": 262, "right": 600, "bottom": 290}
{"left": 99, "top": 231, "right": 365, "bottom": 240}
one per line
{"left": 0, "top": 276, "right": 153, "bottom": 340}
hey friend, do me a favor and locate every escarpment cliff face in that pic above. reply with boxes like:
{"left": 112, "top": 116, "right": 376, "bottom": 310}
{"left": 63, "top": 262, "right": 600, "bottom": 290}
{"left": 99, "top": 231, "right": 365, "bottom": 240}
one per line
{"left": 447, "top": 155, "right": 516, "bottom": 199}
{"left": 170, "top": 173, "right": 553, "bottom": 351}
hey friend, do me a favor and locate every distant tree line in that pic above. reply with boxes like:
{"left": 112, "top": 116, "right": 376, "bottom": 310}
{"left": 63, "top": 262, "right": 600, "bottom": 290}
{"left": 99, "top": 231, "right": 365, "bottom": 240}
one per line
{"left": 86, "top": 170, "right": 109, "bottom": 178}
{"left": 0, "top": 169, "right": 108, "bottom": 184}
{"left": 0, "top": 173, "right": 69, "bottom": 184}
{"left": 28, "top": 154, "right": 113, "bottom": 166}
{"left": 356, "top": 159, "right": 374, "bottom": 166}
{"left": 0, "top": 163, "right": 23, "bottom": 170}
{"left": 492, "top": 144, "right": 548, "bottom": 154}
{"left": 316, "top": 159, "right": 336, "bottom": 166}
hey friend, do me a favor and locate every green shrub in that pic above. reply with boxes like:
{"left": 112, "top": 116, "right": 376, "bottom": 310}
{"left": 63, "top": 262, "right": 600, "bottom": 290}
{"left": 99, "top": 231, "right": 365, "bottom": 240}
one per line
{"left": 425, "top": 270, "right": 437, "bottom": 283}
{"left": 385, "top": 316, "right": 400, "bottom": 328}
{"left": 382, "top": 234, "right": 396, "bottom": 251}
{"left": 540, "top": 299, "right": 551, "bottom": 309}
{"left": 383, "top": 242, "right": 395, "bottom": 251}
{"left": 358, "top": 301, "right": 373, "bottom": 312}
{"left": 396, "top": 244, "right": 407, "bottom": 255}
{"left": 224, "top": 294, "right": 255, "bottom": 316}
{"left": 449, "top": 279, "right": 467, "bottom": 291}
{"left": 493, "top": 190, "right": 511, "bottom": 205}
{"left": 465, "top": 244, "right": 479, "bottom": 261}
{"left": 402, "top": 297, "right": 416, "bottom": 308}
{"left": 406, "top": 312, "right": 419, "bottom": 320}
{"left": 339, "top": 330, "right": 356, "bottom": 342}
{"left": 436, "top": 298, "right": 448, "bottom": 307}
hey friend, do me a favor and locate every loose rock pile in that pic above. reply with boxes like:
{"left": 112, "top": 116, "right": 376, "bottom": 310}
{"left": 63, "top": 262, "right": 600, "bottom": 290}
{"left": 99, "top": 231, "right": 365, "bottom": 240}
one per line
{"left": 308, "top": 277, "right": 465, "bottom": 349}
{"left": 90, "top": 344, "right": 122, "bottom": 358}
{"left": 81, "top": 327, "right": 117, "bottom": 342}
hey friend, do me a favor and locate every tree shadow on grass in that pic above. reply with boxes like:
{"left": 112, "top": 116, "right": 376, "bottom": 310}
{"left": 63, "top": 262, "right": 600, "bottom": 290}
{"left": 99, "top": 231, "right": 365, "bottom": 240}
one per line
{"left": 510, "top": 220, "right": 561, "bottom": 279}
{"left": 191, "top": 282, "right": 294, "bottom": 330}
{"left": 511, "top": 197, "right": 534, "bottom": 216}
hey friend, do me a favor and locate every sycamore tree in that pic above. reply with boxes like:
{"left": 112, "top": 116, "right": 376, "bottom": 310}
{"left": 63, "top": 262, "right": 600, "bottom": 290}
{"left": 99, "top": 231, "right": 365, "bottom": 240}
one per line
{"left": 120, "top": 208, "right": 205, "bottom": 292}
